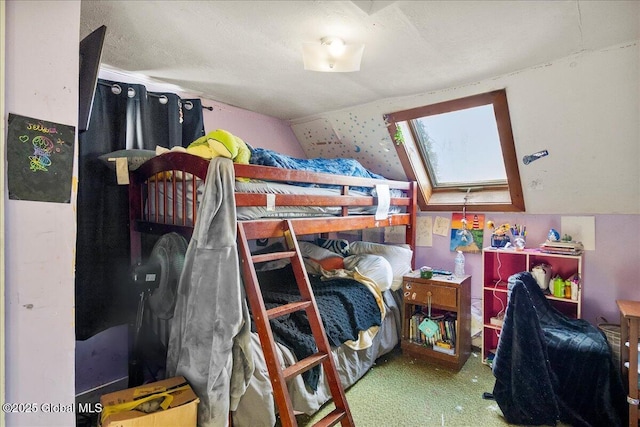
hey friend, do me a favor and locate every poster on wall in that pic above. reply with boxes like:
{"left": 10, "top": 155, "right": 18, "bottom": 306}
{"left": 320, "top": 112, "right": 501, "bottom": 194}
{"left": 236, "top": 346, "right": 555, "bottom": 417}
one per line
{"left": 7, "top": 113, "right": 75, "bottom": 203}
{"left": 450, "top": 213, "right": 485, "bottom": 253}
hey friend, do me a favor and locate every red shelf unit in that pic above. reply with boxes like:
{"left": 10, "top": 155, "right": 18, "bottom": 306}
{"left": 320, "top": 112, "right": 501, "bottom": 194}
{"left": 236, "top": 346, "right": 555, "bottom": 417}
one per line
{"left": 481, "top": 247, "right": 583, "bottom": 365}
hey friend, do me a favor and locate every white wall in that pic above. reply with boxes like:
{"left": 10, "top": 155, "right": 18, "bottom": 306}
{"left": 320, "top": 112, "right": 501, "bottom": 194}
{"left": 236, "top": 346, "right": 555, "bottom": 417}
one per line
{"left": 291, "top": 40, "right": 640, "bottom": 215}
{"left": 4, "top": 1, "right": 78, "bottom": 426}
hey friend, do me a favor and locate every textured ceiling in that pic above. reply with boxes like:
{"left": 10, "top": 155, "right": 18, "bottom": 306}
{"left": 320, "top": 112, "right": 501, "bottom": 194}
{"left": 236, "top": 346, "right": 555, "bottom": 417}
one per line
{"left": 80, "top": 0, "right": 639, "bottom": 121}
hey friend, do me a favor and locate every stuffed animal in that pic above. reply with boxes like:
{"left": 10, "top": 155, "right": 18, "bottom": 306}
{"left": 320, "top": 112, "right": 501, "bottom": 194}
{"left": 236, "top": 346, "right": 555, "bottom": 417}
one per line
{"left": 186, "top": 129, "right": 251, "bottom": 165}
{"left": 489, "top": 222, "right": 511, "bottom": 236}
{"left": 233, "top": 135, "right": 251, "bottom": 164}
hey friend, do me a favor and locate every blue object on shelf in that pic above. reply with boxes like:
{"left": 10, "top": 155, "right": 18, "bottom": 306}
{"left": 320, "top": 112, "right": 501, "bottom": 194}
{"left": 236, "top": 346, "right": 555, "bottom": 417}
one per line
{"left": 491, "top": 234, "right": 511, "bottom": 248}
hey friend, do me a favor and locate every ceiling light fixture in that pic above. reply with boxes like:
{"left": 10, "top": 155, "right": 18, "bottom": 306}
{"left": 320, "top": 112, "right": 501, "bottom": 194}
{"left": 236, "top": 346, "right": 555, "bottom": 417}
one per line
{"left": 302, "top": 36, "right": 365, "bottom": 72}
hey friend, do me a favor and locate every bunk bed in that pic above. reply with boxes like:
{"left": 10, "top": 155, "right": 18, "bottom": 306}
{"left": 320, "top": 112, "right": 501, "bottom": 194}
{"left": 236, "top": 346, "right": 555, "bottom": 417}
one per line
{"left": 126, "top": 150, "right": 418, "bottom": 426}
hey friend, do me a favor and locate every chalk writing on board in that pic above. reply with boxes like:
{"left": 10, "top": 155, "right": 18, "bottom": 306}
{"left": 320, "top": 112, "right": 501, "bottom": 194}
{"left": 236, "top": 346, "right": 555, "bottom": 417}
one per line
{"left": 7, "top": 113, "right": 76, "bottom": 203}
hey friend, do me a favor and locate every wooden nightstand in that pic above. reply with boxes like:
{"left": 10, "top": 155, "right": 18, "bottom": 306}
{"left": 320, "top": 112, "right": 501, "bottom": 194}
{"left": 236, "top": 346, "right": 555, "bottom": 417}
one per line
{"left": 401, "top": 273, "right": 471, "bottom": 370}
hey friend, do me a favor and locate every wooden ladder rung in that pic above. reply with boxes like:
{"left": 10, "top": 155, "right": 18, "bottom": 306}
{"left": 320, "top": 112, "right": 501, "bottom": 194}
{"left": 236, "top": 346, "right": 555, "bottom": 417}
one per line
{"left": 237, "top": 219, "right": 354, "bottom": 427}
{"left": 252, "top": 250, "right": 297, "bottom": 263}
{"left": 283, "top": 352, "right": 328, "bottom": 381}
{"left": 266, "top": 300, "right": 312, "bottom": 319}
{"left": 313, "top": 408, "right": 347, "bottom": 427}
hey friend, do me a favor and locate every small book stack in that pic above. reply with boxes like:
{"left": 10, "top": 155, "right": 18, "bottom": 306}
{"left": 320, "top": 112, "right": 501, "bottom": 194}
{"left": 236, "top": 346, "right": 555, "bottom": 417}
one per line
{"left": 432, "top": 340, "right": 455, "bottom": 355}
{"left": 539, "top": 240, "right": 584, "bottom": 255}
{"left": 408, "top": 311, "right": 457, "bottom": 352}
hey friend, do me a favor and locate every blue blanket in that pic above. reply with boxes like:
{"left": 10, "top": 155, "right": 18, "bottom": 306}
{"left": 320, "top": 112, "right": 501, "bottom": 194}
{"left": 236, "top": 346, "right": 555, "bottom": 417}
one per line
{"left": 251, "top": 148, "right": 388, "bottom": 180}
{"left": 250, "top": 148, "right": 394, "bottom": 194}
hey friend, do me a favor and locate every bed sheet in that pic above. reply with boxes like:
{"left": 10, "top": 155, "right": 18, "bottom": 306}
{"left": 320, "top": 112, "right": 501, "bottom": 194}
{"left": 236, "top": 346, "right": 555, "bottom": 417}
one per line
{"left": 232, "top": 289, "right": 401, "bottom": 427}
{"left": 146, "top": 179, "right": 402, "bottom": 223}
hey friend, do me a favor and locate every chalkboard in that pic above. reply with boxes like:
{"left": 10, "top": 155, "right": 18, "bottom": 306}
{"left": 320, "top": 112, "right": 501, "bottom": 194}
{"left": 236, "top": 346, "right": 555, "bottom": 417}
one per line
{"left": 7, "top": 113, "right": 76, "bottom": 203}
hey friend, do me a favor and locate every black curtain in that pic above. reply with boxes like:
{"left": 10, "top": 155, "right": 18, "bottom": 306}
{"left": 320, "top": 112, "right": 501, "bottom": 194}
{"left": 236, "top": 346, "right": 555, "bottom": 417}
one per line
{"left": 143, "top": 93, "right": 204, "bottom": 149}
{"left": 181, "top": 98, "right": 205, "bottom": 147}
{"left": 75, "top": 79, "right": 204, "bottom": 340}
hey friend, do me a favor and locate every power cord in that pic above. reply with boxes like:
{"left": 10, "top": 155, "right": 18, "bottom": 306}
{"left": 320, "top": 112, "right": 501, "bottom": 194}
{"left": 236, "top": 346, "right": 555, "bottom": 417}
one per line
{"left": 493, "top": 251, "right": 506, "bottom": 319}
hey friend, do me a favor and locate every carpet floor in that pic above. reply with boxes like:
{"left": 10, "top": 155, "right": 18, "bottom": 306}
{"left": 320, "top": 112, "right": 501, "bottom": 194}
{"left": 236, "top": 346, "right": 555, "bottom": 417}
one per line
{"left": 295, "top": 347, "right": 515, "bottom": 427}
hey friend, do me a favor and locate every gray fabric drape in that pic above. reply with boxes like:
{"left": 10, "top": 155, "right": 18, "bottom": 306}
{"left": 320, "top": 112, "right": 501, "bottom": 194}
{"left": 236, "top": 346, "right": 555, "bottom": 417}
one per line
{"left": 166, "top": 158, "right": 253, "bottom": 427}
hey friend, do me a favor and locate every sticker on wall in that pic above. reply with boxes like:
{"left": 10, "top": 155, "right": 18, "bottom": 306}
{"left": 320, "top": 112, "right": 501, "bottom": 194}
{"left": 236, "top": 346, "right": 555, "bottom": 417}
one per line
{"left": 416, "top": 216, "right": 433, "bottom": 247}
{"left": 292, "top": 118, "right": 342, "bottom": 158}
{"left": 560, "top": 216, "right": 595, "bottom": 250}
{"left": 450, "top": 213, "right": 485, "bottom": 253}
{"left": 383, "top": 225, "right": 406, "bottom": 244}
{"left": 433, "top": 216, "right": 450, "bottom": 237}
{"left": 292, "top": 109, "right": 406, "bottom": 179}
{"left": 7, "top": 113, "right": 76, "bottom": 203}
{"left": 522, "top": 149, "right": 549, "bottom": 165}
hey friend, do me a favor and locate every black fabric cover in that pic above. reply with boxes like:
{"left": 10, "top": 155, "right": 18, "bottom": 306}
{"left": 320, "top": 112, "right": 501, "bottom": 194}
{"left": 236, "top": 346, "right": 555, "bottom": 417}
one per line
{"left": 75, "top": 79, "right": 204, "bottom": 340}
{"left": 76, "top": 81, "right": 133, "bottom": 339}
{"left": 492, "top": 272, "right": 627, "bottom": 427}
{"left": 181, "top": 98, "right": 205, "bottom": 146}
{"left": 253, "top": 265, "right": 382, "bottom": 390}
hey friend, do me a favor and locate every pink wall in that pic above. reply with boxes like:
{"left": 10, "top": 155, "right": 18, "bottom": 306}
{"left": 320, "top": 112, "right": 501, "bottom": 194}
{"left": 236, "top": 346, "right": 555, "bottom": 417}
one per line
{"left": 414, "top": 213, "right": 640, "bottom": 325}
{"left": 5, "top": 2, "right": 79, "bottom": 426}
{"left": 201, "top": 100, "right": 305, "bottom": 158}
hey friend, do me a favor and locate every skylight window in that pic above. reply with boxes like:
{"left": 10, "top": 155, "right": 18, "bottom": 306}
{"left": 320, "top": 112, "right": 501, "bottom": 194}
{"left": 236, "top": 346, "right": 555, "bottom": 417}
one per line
{"left": 385, "top": 89, "right": 525, "bottom": 212}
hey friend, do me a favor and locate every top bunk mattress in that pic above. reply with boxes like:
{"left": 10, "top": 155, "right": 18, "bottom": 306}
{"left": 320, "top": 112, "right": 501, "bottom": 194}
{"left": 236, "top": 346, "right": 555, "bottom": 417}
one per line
{"left": 146, "top": 178, "right": 403, "bottom": 223}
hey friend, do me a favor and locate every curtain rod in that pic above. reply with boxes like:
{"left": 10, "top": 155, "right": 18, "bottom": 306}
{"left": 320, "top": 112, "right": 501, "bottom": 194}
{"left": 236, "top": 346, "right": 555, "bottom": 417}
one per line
{"left": 98, "top": 81, "right": 212, "bottom": 111}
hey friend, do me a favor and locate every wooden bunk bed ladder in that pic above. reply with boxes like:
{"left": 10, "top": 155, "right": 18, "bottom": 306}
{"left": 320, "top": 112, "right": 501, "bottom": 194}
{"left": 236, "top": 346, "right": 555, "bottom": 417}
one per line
{"left": 237, "top": 219, "right": 355, "bottom": 427}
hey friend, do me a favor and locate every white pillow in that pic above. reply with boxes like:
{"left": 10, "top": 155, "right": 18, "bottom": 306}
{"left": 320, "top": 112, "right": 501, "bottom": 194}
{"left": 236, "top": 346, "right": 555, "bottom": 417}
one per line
{"left": 349, "top": 241, "right": 413, "bottom": 291}
{"left": 344, "top": 254, "right": 393, "bottom": 292}
{"left": 297, "top": 241, "right": 343, "bottom": 261}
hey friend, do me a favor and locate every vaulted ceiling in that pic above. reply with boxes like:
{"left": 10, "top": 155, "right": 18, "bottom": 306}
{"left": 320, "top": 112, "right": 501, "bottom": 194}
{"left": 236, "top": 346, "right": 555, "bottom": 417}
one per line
{"left": 80, "top": 0, "right": 639, "bottom": 121}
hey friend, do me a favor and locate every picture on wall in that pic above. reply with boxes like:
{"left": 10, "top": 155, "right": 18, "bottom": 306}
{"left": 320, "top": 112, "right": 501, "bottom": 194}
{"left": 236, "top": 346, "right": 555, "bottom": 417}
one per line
{"left": 7, "top": 113, "right": 76, "bottom": 203}
{"left": 450, "top": 213, "right": 485, "bottom": 253}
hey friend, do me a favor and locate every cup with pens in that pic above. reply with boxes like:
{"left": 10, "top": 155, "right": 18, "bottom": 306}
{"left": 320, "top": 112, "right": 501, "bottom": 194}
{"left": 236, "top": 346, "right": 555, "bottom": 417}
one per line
{"left": 511, "top": 224, "right": 527, "bottom": 251}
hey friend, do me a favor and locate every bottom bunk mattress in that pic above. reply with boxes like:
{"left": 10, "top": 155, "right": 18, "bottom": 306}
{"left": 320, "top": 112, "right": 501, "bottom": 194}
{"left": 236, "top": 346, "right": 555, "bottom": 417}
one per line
{"left": 161, "top": 248, "right": 401, "bottom": 427}
{"left": 233, "top": 288, "right": 401, "bottom": 427}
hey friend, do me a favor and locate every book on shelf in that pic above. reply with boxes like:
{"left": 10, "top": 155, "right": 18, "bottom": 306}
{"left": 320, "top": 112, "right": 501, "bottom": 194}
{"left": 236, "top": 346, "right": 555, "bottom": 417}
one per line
{"left": 539, "top": 240, "right": 584, "bottom": 255}
{"left": 432, "top": 342, "right": 455, "bottom": 355}
{"left": 408, "top": 310, "right": 457, "bottom": 348}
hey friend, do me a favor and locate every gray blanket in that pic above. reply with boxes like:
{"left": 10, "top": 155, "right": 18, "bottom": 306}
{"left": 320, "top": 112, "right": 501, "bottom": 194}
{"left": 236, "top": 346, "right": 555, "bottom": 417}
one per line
{"left": 166, "top": 157, "right": 254, "bottom": 427}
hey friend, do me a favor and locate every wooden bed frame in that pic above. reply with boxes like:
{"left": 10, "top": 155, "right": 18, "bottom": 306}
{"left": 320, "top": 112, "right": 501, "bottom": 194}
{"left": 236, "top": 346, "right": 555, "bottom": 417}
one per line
{"left": 129, "top": 151, "right": 418, "bottom": 265}
{"left": 127, "top": 151, "right": 418, "bottom": 425}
